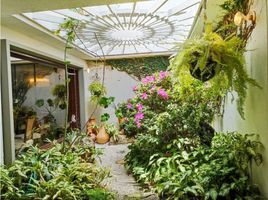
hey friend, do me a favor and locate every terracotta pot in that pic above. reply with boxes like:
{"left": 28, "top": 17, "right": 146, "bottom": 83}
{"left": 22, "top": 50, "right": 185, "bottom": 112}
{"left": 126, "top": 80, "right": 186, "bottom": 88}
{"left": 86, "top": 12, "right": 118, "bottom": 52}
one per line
{"left": 118, "top": 118, "right": 126, "bottom": 135}
{"left": 87, "top": 118, "right": 97, "bottom": 135}
{"left": 96, "top": 126, "right": 109, "bottom": 144}
{"left": 118, "top": 117, "right": 126, "bottom": 125}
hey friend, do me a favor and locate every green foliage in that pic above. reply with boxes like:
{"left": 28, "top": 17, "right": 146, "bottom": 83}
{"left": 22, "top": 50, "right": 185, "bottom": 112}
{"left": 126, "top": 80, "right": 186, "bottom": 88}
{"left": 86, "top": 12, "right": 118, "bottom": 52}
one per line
{"left": 55, "top": 18, "right": 80, "bottom": 153}
{"left": 220, "top": 0, "right": 246, "bottom": 13}
{"left": 126, "top": 132, "right": 263, "bottom": 200}
{"left": 104, "top": 123, "right": 120, "bottom": 143}
{"left": 122, "top": 71, "right": 263, "bottom": 199}
{"left": 12, "top": 80, "right": 33, "bottom": 133}
{"left": 100, "top": 113, "right": 110, "bottom": 122}
{"left": 88, "top": 81, "right": 107, "bottom": 102}
{"left": 115, "top": 109, "right": 123, "bottom": 119}
{"left": 216, "top": 0, "right": 251, "bottom": 40}
{"left": 84, "top": 188, "right": 114, "bottom": 200}
{"left": 98, "top": 96, "right": 115, "bottom": 122}
{"left": 51, "top": 84, "right": 67, "bottom": 109}
{"left": 34, "top": 85, "right": 68, "bottom": 140}
{"left": 169, "top": 30, "right": 261, "bottom": 118}
{"left": 99, "top": 96, "right": 115, "bottom": 108}
{"left": 35, "top": 99, "right": 44, "bottom": 108}
{"left": 12, "top": 80, "right": 30, "bottom": 108}
{"left": 56, "top": 19, "right": 79, "bottom": 44}
{"left": 0, "top": 133, "right": 113, "bottom": 200}
{"left": 106, "top": 56, "right": 169, "bottom": 80}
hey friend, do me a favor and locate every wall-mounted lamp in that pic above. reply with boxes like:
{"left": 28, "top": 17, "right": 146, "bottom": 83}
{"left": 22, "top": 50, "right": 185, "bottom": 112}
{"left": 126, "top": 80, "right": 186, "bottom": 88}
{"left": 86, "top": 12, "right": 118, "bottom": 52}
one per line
{"left": 234, "top": 10, "right": 256, "bottom": 26}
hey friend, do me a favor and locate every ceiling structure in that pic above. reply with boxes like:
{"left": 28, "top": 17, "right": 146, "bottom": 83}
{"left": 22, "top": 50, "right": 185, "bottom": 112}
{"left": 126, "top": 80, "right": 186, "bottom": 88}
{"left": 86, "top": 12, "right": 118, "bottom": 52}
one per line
{"left": 21, "top": 0, "right": 201, "bottom": 59}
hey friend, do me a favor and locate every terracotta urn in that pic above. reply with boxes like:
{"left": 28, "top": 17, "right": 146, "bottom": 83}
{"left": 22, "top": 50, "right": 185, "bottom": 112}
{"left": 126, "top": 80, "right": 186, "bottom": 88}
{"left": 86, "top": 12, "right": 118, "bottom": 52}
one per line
{"left": 96, "top": 126, "right": 109, "bottom": 144}
{"left": 118, "top": 117, "right": 126, "bottom": 125}
{"left": 87, "top": 118, "right": 96, "bottom": 135}
{"left": 118, "top": 118, "right": 126, "bottom": 135}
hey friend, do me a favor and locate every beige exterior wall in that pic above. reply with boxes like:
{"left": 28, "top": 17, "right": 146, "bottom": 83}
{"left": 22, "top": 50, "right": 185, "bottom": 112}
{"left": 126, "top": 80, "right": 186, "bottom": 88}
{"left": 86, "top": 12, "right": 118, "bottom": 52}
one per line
{"left": 215, "top": 0, "right": 268, "bottom": 197}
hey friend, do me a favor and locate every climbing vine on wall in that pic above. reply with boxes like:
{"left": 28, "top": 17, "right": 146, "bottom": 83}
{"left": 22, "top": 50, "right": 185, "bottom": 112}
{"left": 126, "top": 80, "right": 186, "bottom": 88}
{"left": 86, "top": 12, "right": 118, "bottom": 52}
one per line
{"left": 106, "top": 56, "right": 170, "bottom": 80}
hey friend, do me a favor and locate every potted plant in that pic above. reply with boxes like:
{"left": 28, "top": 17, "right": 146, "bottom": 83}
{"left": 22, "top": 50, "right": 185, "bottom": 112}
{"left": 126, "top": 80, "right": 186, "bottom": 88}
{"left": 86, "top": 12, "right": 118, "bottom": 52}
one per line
{"left": 94, "top": 97, "right": 115, "bottom": 144}
{"left": 115, "top": 102, "right": 127, "bottom": 125}
{"left": 88, "top": 80, "right": 107, "bottom": 102}
{"left": 96, "top": 126, "right": 109, "bottom": 144}
{"left": 86, "top": 118, "right": 97, "bottom": 135}
{"left": 170, "top": 28, "right": 261, "bottom": 118}
{"left": 104, "top": 123, "right": 120, "bottom": 143}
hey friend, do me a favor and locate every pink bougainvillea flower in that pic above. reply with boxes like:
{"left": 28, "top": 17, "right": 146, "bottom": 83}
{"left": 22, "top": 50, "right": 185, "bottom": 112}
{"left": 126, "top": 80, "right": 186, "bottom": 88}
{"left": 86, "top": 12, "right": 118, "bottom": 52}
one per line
{"left": 148, "top": 75, "right": 155, "bottom": 82}
{"left": 157, "top": 88, "right": 169, "bottom": 100}
{"left": 136, "top": 121, "right": 141, "bottom": 128}
{"left": 127, "top": 103, "right": 132, "bottom": 109}
{"left": 141, "top": 78, "right": 149, "bottom": 84}
{"left": 142, "top": 75, "right": 155, "bottom": 85}
{"left": 136, "top": 103, "right": 143, "bottom": 111}
{"left": 135, "top": 112, "right": 144, "bottom": 120}
{"left": 132, "top": 85, "right": 138, "bottom": 91}
{"left": 159, "top": 71, "right": 168, "bottom": 80}
{"left": 149, "top": 85, "right": 156, "bottom": 93}
{"left": 141, "top": 92, "right": 148, "bottom": 99}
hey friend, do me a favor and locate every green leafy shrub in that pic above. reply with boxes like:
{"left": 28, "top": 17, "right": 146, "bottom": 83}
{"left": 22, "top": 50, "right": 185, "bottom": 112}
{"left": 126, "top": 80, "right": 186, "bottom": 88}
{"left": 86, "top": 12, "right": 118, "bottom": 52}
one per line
{"left": 0, "top": 134, "right": 113, "bottom": 200}
{"left": 126, "top": 132, "right": 263, "bottom": 200}
{"left": 122, "top": 71, "right": 263, "bottom": 199}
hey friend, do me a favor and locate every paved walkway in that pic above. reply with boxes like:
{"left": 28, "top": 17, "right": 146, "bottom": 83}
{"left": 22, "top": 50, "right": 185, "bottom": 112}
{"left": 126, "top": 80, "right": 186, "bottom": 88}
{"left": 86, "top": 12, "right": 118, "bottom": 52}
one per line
{"left": 96, "top": 144, "right": 158, "bottom": 200}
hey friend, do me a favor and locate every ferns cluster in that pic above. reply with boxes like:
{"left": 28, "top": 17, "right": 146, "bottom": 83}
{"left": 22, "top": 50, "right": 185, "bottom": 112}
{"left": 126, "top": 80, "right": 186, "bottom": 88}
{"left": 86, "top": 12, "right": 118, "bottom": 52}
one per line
{"left": 169, "top": 30, "right": 260, "bottom": 118}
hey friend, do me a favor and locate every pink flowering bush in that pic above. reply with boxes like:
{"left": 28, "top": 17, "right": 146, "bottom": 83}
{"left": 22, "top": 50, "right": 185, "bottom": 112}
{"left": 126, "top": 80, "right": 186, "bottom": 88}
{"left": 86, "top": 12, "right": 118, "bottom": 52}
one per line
{"left": 117, "top": 71, "right": 175, "bottom": 136}
{"left": 117, "top": 70, "right": 222, "bottom": 139}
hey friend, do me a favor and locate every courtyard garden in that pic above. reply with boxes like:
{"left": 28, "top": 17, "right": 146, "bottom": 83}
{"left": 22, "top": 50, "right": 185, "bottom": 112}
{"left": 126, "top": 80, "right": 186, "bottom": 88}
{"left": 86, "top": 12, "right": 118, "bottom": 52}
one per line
{"left": 0, "top": 0, "right": 267, "bottom": 199}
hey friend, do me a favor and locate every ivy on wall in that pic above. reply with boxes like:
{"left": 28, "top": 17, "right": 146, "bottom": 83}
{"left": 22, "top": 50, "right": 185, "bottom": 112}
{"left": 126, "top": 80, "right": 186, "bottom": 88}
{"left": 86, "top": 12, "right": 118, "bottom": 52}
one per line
{"left": 106, "top": 56, "right": 170, "bottom": 80}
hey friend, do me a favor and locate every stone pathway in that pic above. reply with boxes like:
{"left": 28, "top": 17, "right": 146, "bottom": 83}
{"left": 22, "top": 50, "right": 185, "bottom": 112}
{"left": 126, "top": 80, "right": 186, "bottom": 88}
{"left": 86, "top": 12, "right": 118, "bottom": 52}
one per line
{"left": 96, "top": 144, "right": 158, "bottom": 200}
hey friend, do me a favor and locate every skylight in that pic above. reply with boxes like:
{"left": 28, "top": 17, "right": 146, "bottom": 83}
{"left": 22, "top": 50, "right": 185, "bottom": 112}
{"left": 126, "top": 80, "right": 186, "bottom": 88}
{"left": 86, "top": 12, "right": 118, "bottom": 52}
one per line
{"left": 23, "top": 0, "right": 201, "bottom": 58}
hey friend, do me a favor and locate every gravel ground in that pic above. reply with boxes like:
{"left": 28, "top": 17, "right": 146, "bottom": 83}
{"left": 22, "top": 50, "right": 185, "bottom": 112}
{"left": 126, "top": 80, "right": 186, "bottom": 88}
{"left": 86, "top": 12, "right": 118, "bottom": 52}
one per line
{"left": 96, "top": 143, "right": 158, "bottom": 200}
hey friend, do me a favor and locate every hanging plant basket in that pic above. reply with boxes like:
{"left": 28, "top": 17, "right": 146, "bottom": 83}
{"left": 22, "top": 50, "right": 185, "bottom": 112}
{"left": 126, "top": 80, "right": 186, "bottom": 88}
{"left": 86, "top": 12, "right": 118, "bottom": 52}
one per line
{"left": 170, "top": 29, "right": 261, "bottom": 118}
{"left": 189, "top": 53, "right": 216, "bottom": 82}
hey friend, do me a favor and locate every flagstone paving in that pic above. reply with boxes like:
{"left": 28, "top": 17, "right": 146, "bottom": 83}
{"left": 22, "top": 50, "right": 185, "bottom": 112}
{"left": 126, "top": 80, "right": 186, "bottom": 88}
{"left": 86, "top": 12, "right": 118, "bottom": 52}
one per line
{"left": 96, "top": 144, "right": 158, "bottom": 200}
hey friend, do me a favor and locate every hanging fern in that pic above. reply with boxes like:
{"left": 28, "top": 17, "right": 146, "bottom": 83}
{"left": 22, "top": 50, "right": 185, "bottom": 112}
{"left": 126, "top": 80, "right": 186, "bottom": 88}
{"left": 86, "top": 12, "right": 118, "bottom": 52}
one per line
{"left": 169, "top": 29, "right": 261, "bottom": 118}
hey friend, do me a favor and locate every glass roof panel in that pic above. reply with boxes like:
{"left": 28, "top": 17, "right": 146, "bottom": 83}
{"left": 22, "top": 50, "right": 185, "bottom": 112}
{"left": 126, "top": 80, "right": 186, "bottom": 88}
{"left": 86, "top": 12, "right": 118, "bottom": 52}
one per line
{"left": 23, "top": 0, "right": 201, "bottom": 58}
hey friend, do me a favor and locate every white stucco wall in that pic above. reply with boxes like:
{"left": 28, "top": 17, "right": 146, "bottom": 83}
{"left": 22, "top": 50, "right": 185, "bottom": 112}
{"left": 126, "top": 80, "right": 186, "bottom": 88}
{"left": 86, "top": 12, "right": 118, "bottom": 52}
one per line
{"left": 84, "top": 64, "right": 138, "bottom": 125}
{"left": 215, "top": 0, "right": 268, "bottom": 197}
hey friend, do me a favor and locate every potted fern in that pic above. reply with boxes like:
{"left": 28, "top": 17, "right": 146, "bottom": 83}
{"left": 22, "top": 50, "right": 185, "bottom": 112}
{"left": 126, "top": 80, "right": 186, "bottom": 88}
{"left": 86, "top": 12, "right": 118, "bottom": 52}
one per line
{"left": 170, "top": 28, "right": 260, "bottom": 118}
